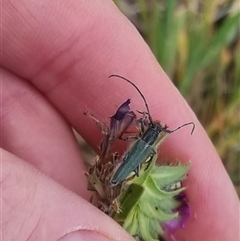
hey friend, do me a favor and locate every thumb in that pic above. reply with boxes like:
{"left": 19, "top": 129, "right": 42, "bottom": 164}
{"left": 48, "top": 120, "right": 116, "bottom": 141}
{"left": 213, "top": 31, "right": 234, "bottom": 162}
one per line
{"left": 2, "top": 149, "right": 134, "bottom": 241}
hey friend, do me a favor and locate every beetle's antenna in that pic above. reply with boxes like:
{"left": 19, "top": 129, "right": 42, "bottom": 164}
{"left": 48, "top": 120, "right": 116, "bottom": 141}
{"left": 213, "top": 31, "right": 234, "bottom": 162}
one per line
{"left": 165, "top": 122, "right": 195, "bottom": 135}
{"left": 108, "top": 74, "right": 154, "bottom": 124}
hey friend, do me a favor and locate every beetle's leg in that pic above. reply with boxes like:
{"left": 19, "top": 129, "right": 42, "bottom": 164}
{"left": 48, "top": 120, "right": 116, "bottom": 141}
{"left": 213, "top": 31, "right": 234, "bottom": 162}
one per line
{"left": 134, "top": 164, "right": 141, "bottom": 177}
{"left": 144, "top": 152, "right": 156, "bottom": 171}
{"left": 119, "top": 136, "right": 138, "bottom": 141}
{"left": 118, "top": 123, "right": 142, "bottom": 141}
{"left": 125, "top": 173, "right": 137, "bottom": 182}
{"left": 136, "top": 111, "right": 149, "bottom": 136}
{"left": 123, "top": 166, "right": 141, "bottom": 182}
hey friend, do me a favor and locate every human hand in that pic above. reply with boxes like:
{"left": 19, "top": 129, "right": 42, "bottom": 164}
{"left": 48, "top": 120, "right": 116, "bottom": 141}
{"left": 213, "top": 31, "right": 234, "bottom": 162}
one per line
{"left": 2, "top": 1, "right": 239, "bottom": 241}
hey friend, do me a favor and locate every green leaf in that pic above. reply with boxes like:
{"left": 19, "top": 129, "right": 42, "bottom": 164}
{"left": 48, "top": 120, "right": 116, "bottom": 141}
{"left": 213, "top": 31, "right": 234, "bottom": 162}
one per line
{"left": 113, "top": 183, "right": 144, "bottom": 223}
{"left": 113, "top": 154, "right": 190, "bottom": 240}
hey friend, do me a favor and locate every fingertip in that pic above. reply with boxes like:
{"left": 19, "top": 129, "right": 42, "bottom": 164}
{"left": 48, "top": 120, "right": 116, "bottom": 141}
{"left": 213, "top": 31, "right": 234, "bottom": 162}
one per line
{"left": 3, "top": 151, "right": 135, "bottom": 241}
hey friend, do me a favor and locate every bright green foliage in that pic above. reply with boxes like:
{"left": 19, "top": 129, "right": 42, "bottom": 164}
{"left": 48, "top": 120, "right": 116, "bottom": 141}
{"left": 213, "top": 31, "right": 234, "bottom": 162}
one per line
{"left": 113, "top": 183, "right": 144, "bottom": 223}
{"left": 112, "top": 155, "right": 190, "bottom": 241}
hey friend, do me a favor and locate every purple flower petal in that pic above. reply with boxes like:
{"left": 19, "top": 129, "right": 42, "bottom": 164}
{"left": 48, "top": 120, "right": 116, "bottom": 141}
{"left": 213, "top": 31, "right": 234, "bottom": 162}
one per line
{"left": 110, "top": 99, "right": 136, "bottom": 139}
{"left": 162, "top": 192, "right": 190, "bottom": 240}
{"left": 111, "top": 99, "right": 131, "bottom": 121}
{"left": 100, "top": 99, "right": 136, "bottom": 162}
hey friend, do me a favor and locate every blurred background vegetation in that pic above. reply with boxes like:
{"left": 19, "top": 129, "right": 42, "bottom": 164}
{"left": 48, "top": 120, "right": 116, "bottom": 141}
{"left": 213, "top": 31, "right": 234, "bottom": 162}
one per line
{"left": 112, "top": 0, "right": 240, "bottom": 195}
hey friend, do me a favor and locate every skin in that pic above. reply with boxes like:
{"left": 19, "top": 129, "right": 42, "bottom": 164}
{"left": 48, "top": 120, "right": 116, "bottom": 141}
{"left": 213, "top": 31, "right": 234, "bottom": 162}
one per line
{"left": 1, "top": 0, "right": 239, "bottom": 241}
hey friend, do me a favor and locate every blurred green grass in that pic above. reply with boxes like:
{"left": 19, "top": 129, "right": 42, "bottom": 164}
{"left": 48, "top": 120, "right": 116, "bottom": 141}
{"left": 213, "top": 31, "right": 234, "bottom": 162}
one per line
{"left": 114, "top": 0, "right": 240, "bottom": 196}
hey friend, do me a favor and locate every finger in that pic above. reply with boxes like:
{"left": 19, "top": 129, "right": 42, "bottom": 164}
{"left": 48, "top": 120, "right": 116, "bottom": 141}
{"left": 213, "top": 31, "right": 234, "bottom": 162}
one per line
{"left": 2, "top": 1, "right": 239, "bottom": 240}
{"left": 2, "top": 0, "right": 212, "bottom": 163}
{"left": 2, "top": 149, "right": 135, "bottom": 241}
{"left": 1, "top": 68, "right": 90, "bottom": 198}
{"left": 3, "top": 0, "right": 196, "bottom": 148}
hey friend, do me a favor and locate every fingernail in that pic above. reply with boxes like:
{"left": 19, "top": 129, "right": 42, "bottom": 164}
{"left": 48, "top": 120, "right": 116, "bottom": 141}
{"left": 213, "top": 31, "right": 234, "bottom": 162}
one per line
{"left": 58, "top": 230, "right": 113, "bottom": 241}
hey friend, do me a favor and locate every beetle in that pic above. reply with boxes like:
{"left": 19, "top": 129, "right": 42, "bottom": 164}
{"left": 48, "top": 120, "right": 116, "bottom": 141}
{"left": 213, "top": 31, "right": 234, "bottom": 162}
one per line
{"left": 108, "top": 75, "right": 195, "bottom": 187}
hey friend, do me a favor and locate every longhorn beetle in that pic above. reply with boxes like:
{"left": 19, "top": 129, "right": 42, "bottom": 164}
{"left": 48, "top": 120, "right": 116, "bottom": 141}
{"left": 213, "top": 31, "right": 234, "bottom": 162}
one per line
{"left": 108, "top": 75, "right": 195, "bottom": 187}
